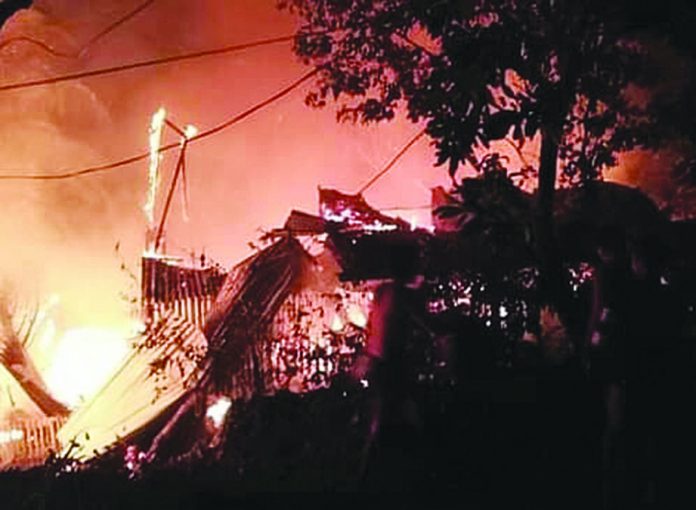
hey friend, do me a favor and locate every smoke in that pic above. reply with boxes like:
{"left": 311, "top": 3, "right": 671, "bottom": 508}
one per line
{"left": 0, "top": 0, "right": 689, "bottom": 336}
{"left": 0, "top": 0, "right": 447, "bottom": 332}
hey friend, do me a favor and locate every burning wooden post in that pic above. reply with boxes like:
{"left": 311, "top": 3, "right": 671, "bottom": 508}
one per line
{"left": 144, "top": 107, "right": 167, "bottom": 254}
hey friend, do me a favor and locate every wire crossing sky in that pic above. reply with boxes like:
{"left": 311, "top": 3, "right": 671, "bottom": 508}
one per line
{"left": 0, "top": 69, "right": 318, "bottom": 180}
{"left": 0, "top": 34, "right": 299, "bottom": 94}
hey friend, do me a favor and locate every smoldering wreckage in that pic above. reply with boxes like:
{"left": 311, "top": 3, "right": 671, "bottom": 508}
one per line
{"left": 1, "top": 161, "right": 694, "bottom": 482}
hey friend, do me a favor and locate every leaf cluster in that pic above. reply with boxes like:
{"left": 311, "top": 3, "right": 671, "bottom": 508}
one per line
{"left": 280, "top": 0, "right": 688, "bottom": 182}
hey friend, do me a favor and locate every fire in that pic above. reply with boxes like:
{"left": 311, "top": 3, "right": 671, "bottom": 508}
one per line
{"left": 329, "top": 314, "right": 344, "bottom": 332}
{"left": 144, "top": 107, "right": 167, "bottom": 244}
{"left": 43, "top": 326, "right": 130, "bottom": 409}
{"left": 181, "top": 124, "right": 198, "bottom": 223}
{"left": 0, "top": 429, "right": 23, "bottom": 445}
{"left": 206, "top": 396, "right": 232, "bottom": 428}
{"left": 346, "top": 304, "right": 368, "bottom": 328}
{"left": 184, "top": 124, "right": 198, "bottom": 139}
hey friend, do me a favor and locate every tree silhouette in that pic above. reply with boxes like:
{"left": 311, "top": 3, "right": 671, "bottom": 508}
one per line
{"left": 279, "top": 0, "right": 690, "bottom": 302}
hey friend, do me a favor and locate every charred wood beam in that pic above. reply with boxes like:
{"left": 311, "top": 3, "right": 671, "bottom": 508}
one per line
{"left": 0, "top": 298, "right": 69, "bottom": 417}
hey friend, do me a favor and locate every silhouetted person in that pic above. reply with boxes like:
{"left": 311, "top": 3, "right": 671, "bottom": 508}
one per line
{"left": 350, "top": 243, "right": 427, "bottom": 490}
{"left": 587, "top": 227, "right": 632, "bottom": 510}
{"left": 624, "top": 233, "right": 681, "bottom": 507}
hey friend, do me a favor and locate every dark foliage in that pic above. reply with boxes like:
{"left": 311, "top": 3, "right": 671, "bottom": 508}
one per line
{"left": 277, "top": 0, "right": 696, "bottom": 310}
{"left": 279, "top": 0, "right": 673, "bottom": 182}
{"left": 9, "top": 373, "right": 696, "bottom": 508}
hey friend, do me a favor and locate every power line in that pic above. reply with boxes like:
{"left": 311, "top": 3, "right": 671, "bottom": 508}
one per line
{"left": 0, "top": 0, "right": 157, "bottom": 59}
{"left": 190, "top": 68, "right": 318, "bottom": 141}
{"left": 81, "top": 0, "right": 156, "bottom": 55}
{"left": 0, "top": 33, "right": 301, "bottom": 93}
{"left": 357, "top": 129, "right": 427, "bottom": 194}
{"left": 0, "top": 69, "right": 318, "bottom": 181}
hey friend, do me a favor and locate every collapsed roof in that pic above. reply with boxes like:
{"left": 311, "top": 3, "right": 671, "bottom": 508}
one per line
{"left": 46, "top": 181, "right": 684, "bottom": 466}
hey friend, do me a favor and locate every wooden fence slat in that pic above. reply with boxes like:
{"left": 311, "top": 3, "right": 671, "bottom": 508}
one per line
{"left": 0, "top": 416, "right": 65, "bottom": 470}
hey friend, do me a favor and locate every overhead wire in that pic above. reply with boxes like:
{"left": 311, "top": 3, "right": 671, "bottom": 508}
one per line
{"left": 80, "top": 0, "right": 156, "bottom": 55}
{"left": 0, "top": 26, "right": 424, "bottom": 189}
{"left": 357, "top": 129, "right": 427, "bottom": 194}
{"left": 0, "top": 68, "right": 318, "bottom": 181}
{"left": 0, "top": 0, "right": 157, "bottom": 59}
{"left": 0, "top": 33, "right": 301, "bottom": 94}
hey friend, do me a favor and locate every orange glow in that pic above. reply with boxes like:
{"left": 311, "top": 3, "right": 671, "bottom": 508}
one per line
{"left": 0, "top": 1, "right": 450, "bottom": 357}
{"left": 43, "top": 326, "right": 130, "bottom": 409}
{"left": 0, "top": 429, "right": 24, "bottom": 445}
{"left": 0, "top": 1, "right": 679, "bottom": 436}
{"left": 607, "top": 148, "right": 685, "bottom": 215}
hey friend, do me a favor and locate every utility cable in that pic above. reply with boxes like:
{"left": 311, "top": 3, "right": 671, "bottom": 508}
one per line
{"left": 80, "top": 0, "right": 156, "bottom": 55}
{"left": 0, "top": 33, "right": 301, "bottom": 93}
{"left": 356, "top": 129, "right": 427, "bottom": 194}
{"left": 0, "top": 0, "right": 157, "bottom": 59}
{"left": 379, "top": 205, "right": 431, "bottom": 211}
{"left": 0, "top": 68, "right": 318, "bottom": 180}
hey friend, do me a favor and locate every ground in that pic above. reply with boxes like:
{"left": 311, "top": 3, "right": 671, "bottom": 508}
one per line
{"left": 1, "top": 361, "right": 695, "bottom": 509}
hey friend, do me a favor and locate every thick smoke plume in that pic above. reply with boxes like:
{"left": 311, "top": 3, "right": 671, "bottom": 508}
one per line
{"left": 0, "top": 0, "right": 446, "bottom": 334}
{"left": 0, "top": 0, "right": 680, "bottom": 338}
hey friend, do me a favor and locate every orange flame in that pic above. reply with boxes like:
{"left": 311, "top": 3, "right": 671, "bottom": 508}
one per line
{"left": 144, "top": 107, "right": 166, "bottom": 250}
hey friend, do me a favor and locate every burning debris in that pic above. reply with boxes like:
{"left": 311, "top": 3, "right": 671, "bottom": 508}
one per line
{"left": 0, "top": 166, "right": 688, "bottom": 472}
{"left": 0, "top": 289, "right": 67, "bottom": 469}
{"left": 0, "top": 156, "right": 693, "bottom": 475}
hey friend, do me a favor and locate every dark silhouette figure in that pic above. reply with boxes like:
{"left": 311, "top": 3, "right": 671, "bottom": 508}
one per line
{"left": 624, "top": 233, "right": 682, "bottom": 508}
{"left": 350, "top": 243, "right": 427, "bottom": 490}
{"left": 587, "top": 228, "right": 688, "bottom": 509}
{"left": 586, "top": 227, "right": 632, "bottom": 509}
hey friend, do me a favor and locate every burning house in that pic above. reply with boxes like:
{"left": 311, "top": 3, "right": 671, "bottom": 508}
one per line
{"left": 0, "top": 165, "right": 690, "bottom": 473}
{"left": 47, "top": 189, "right": 392, "bottom": 467}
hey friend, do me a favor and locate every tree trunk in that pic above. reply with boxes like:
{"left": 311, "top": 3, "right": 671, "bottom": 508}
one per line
{"left": 535, "top": 111, "right": 578, "bottom": 363}
{"left": 535, "top": 126, "right": 563, "bottom": 304}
